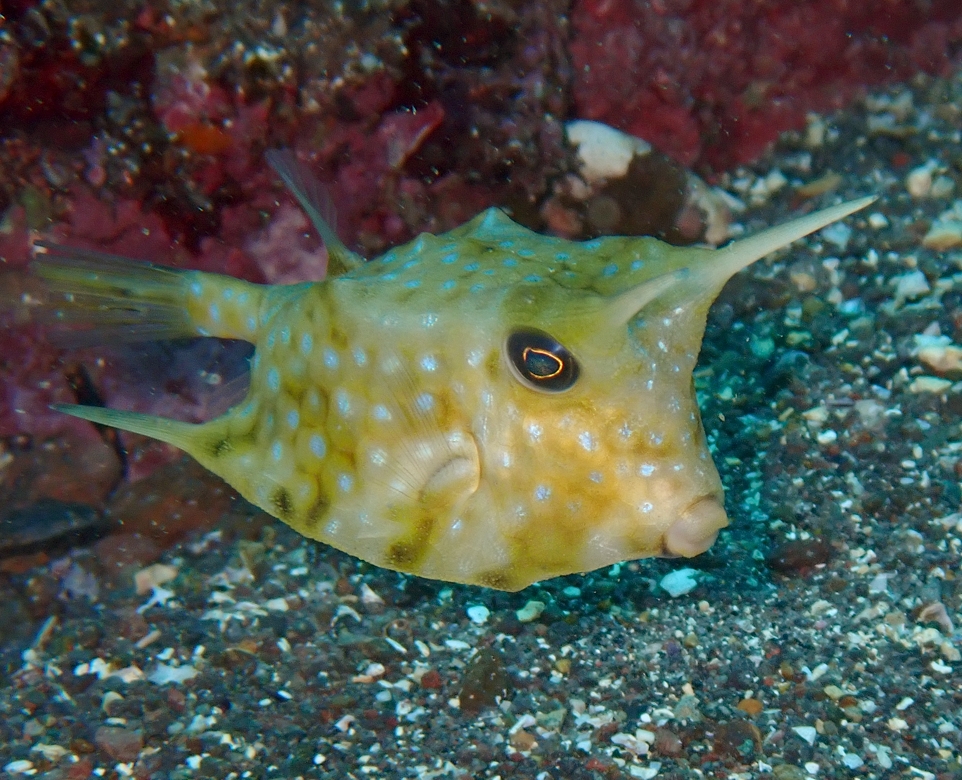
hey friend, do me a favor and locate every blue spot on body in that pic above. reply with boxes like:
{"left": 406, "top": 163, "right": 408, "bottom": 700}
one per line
{"left": 464, "top": 262, "right": 479, "bottom": 272}
{"left": 483, "top": 268, "right": 495, "bottom": 276}
{"left": 323, "top": 349, "right": 339, "bottom": 369}
{"left": 271, "top": 441, "right": 283, "bottom": 461}
{"left": 441, "top": 279, "right": 457, "bottom": 290}
{"left": 404, "top": 279, "right": 421, "bottom": 289}
{"left": 300, "top": 333, "right": 313, "bottom": 354}
{"left": 280, "top": 326, "right": 291, "bottom": 345}
{"left": 630, "top": 260, "right": 644, "bottom": 271}
{"left": 267, "top": 331, "right": 276, "bottom": 348}
{"left": 222, "top": 288, "right": 234, "bottom": 300}
{"left": 503, "top": 258, "right": 518, "bottom": 268}
{"left": 585, "top": 239, "right": 603, "bottom": 250}
{"left": 555, "top": 252, "right": 570, "bottom": 261}
{"left": 517, "top": 248, "right": 535, "bottom": 258}
{"left": 470, "top": 283, "right": 484, "bottom": 293}
{"left": 287, "top": 410, "right": 299, "bottom": 429}
{"left": 535, "top": 484, "right": 551, "bottom": 501}
{"left": 309, "top": 434, "right": 327, "bottom": 458}
{"left": 441, "top": 252, "right": 458, "bottom": 264}
{"left": 382, "top": 251, "right": 397, "bottom": 264}
{"left": 189, "top": 281, "right": 203, "bottom": 296}
{"left": 498, "top": 240, "right": 514, "bottom": 249}
{"left": 602, "top": 263, "right": 618, "bottom": 277}
{"left": 524, "top": 274, "right": 542, "bottom": 283}
{"left": 402, "top": 259, "right": 420, "bottom": 270}
{"left": 266, "top": 368, "right": 280, "bottom": 392}
{"left": 383, "top": 272, "right": 398, "bottom": 281}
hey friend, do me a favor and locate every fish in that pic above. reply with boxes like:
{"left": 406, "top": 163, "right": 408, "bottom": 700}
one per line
{"left": 31, "top": 150, "right": 875, "bottom": 590}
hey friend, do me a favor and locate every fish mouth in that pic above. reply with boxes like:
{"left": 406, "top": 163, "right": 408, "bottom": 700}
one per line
{"left": 417, "top": 435, "right": 482, "bottom": 509}
{"left": 662, "top": 496, "right": 729, "bottom": 557}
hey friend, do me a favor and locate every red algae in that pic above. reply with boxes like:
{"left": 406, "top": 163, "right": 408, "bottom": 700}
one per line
{"left": 570, "top": 0, "right": 962, "bottom": 169}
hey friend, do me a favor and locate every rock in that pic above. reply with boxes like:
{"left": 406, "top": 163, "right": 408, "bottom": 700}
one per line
{"left": 2, "top": 432, "right": 122, "bottom": 509}
{"left": 766, "top": 539, "right": 833, "bottom": 574}
{"left": 713, "top": 719, "right": 762, "bottom": 759}
{"left": 0, "top": 501, "right": 108, "bottom": 560}
{"left": 565, "top": 120, "right": 651, "bottom": 181}
{"left": 106, "top": 455, "right": 234, "bottom": 543}
{"left": 459, "top": 649, "right": 510, "bottom": 714}
{"left": 94, "top": 725, "right": 142, "bottom": 762}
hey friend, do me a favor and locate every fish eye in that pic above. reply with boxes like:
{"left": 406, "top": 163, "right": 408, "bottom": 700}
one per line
{"left": 505, "top": 328, "right": 579, "bottom": 392}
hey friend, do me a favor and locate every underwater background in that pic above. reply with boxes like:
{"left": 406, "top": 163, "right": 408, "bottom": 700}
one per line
{"left": 1, "top": 0, "right": 962, "bottom": 777}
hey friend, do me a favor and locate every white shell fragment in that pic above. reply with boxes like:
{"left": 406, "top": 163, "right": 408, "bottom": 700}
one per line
{"left": 565, "top": 120, "right": 652, "bottom": 182}
{"left": 659, "top": 568, "right": 700, "bottom": 597}
{"left": 516, "top": 600, "right": 546, "bottom": 622}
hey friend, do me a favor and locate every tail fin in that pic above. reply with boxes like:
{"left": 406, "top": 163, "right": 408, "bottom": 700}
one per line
{"left": 32, "top": 243, "right": 268, "bottom": 345}
{"left": 52, "top": 403, "right": 199, "bottom": 452}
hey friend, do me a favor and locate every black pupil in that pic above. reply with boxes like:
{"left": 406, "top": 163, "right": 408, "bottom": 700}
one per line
{"left": 507, "top": 329, "right": 579, "bottom": 392}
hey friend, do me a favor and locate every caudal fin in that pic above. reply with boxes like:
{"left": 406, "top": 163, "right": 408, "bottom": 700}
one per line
{"left": 52, "top": 403, "right": 199, "bottom": 452}
{"left": 32, "top": 243, "right": 268, "bottom": 345}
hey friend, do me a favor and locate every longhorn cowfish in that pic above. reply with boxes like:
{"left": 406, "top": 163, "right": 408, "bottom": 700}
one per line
{"left": 33, "top": 151, "right": 874, "bottom": 590}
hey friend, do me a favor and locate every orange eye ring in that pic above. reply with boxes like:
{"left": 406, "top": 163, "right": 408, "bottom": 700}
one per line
{"left": 506, "top": 328, "right": 579, "bottom": 392}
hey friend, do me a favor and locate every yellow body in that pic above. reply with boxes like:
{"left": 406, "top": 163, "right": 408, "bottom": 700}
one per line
{"left": 34, "top": 156, "right": 873, "bottom": 590}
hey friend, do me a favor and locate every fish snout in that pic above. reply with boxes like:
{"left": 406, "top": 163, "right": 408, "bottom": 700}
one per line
{"left": 663, "top": 496, "right": 729, "bottom": 557}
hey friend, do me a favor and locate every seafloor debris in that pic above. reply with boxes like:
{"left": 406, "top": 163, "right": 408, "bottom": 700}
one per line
{"left": 546, "top": 120, "right": 732, "bottom": 245}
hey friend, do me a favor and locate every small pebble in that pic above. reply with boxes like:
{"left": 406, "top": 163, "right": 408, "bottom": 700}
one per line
{"left": 767, "top": 539, "right": 833, "bottom": 573}
{"left": 792, "top": 725, "right": 817, "bottom": 746}
{"left": 906, "top": 159, "right": 938, "bottom": 197}
{"left": 922, "top": 220, "right": 962, "bottom": 250}
{"left": 459, "top": 649, "right": 510, "bottom": 714}
{"left": 841, "top": 753, "right": 864, "bottom": 769}
{"left": 736, "top": 697, "right": 763, "bottom": 717}
{"left": 466, "top": 604, "right": 490, "bottom": 625}
{"left": 419, "top": 669, "right": 443, "bottom": 689}
{"left": 94, "top": 725, "right": 143, "bottom": 762}
{"left": 908, "top": 376, "right": 952, "bottom": 393}
{"left": 659, "top": 568, "right": 700, "bottom": 597}
{"left": 515, "top": 600, "right": 546, "bottom": 622}
{"left": 867, "top": 211, "right": 890, "bottom": 229}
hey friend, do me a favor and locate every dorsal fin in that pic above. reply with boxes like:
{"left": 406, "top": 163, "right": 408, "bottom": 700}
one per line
{"left": 265, "top": 149, "right": 365, "bottom": 277}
